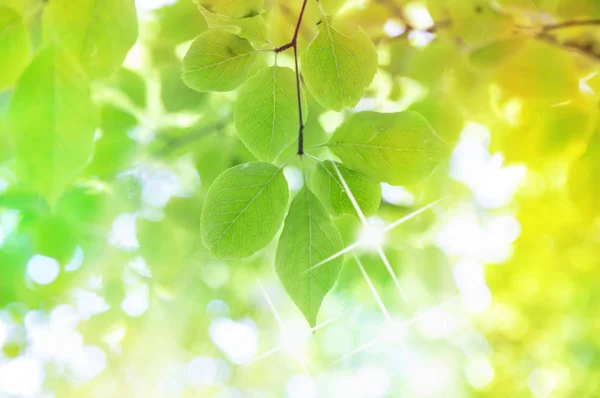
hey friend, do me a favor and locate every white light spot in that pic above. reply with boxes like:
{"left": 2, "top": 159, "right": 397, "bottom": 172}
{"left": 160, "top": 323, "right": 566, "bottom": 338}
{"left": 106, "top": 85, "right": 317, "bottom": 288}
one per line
{"left": 279, "top": 319, "right": 310, "bottom": 359}
{"left": 0, "top": 177, "right": 8, "bottom": 194}
{"left": 358, "top": 219, "right": 387, "bottom": 250}
{"left": 437, "top": 214, "right": 482, "bottom": 257}
{"left": 121, "top": 283, "right": 149, "bottom": 317}
{"left": 123, "top": 44, "right": 144, "bottom": 71}
{"left": 356, "top": 366, "right": 390, "bottom": 397}
{"left": 405, "top": 3, "right": 435, "bottom": 29}
{"left": 0, "top": 318, "right": 8, "bottom": 348}
{"left": 69, "top": 346, "right": 107, "bottom": 382}
{"left": 127, "top": 257, "right": 152, "bottom": 278}
{"left": 104, "top": 325, "right": 127, "bottom": 354}
{"left": 186, "top": 357, "right": 231, "bottom": 388}
{"left": 209, "top": 318, "right": 258, "bottom": 365}
{"left": 27, "top": 255, "right": 60, "bottom": 285}
{"left": 318, "top": 110, "right": 344, "bottom": 133}
{"left": 354, "top": 97, "right": 377, "bottom": 112}
{"left": 381, "top": 183, "right": 415, "bottom": 206}
{"left": 461, "top": 122, "right": 491, "bottom": 143}
{"left": 142, "top": 169, "right": 181, "bottom": 208}
{"left": 410, "top": 359, "right": 451, "bottom": 396}
{"left": 384, "top": 19, "right": 406, "bottom": 38}
{"left": 109, "top": 213, "right": 139, "bottom": 251}
{"left": 64, "top": 246, "right": 85, "bottom": 272}
{"left": 465, "top": 357, "right": 495, "bottom": 389}
{"left": 528, "top": 369, "right": 557, "bottom": 398}
{"left": 202, "top": 262, "right": 230, "bottom": 289}
{"left": 418, "top": 306, "right": 457, "bottom": 339}
{"left": 88, "top": 274, "right": 104, "bottom": 290}
{"left": 450, "top": 125, "right": 526, "bottom": 209}
{"left": 187, "top": 357, "right": 218, "bottom": 388}
{"left": 286, "top": 374, "right": 318, "bottom": 398}
{"left": 284, "top": 166, "right": 304, "bottom": 191}
{"left": 215, "top": 386, "right": 244, "bottom": 398}
{"left": 206, "top": 300, "right": 231, "bottom": 318}
{"left": 73, "top": 288, "right": 110, "bottom": 320}
{"left": 0, "top": 357, "right": 44, "bottom": 397}
{"left": 26, "top": 306, "right": 84, "bottom": 365}
{"left": 135, "top": 0, "right": 177, "bottom": 12}
{"left": 408, "top": 30, "right": 435, "bottom": 47}
{"left": 157, "top": 363, "right": 186, "bottom": 396}
{"left": 437, "top": 210, "right": 520, "bottom": 264}
{"left": 452, "top": 258, "right": 492, "bottom": 315}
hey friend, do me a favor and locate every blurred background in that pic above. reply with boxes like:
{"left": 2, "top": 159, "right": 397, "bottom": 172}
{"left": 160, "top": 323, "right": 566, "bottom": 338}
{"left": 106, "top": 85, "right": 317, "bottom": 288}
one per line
{"left": 0, "top": 0, "right": 600, "bottom": 397}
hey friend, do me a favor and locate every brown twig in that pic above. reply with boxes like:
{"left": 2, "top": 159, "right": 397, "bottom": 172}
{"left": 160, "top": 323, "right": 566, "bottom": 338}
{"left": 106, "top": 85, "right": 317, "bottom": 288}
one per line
{"left": 543, "top": 19, "right": 600, "bottom": 32}
{"left": 535, "top": 19, "right": 600, "bottom": 61}
{"left": 273, "top": 0, "right": 309, "bottom": 156}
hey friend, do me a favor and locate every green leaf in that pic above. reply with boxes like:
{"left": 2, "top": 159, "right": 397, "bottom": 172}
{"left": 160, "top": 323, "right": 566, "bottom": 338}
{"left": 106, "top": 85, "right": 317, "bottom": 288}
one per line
{"left": 0, "top": 6, "right": 30, "bottom": 90}
{"left": 85, "top": 106, "right": 137, "bottom": 178}
{"left": 201, "top": 162, "right": 289, "bottom": 259}
{"left": 276, "top": 188, "right": 344, "bottom": 326}
{"left": 301, "top": 20, "right": 377, "bottom": 111}
{"left": 234, "top": 66, "right": 305, "bottom": 162}
{"left": 182, "top": 29, "right": 258, "bottom": 92}
{"left": 154, "top": 0, "right": 208, "bottom": 46}
{"left": 569, "top": 132, "right": 600, "bottom": 218}
{"left": 197, "top": 0, "right": 264, "bottom": 18}
{"left": 42, "top": 0, "right": 138, "bottom": 78}
{"left": 469, "top": 38, "right": 525, "bottom": 69}
{"left": 198, "top": 5, "right": 269, "bottom": 48}
{"left": 8, "top": 47, "right": 99, "bottom": 203}
{"left": 311, "top": 160, "right": 381, "bottom": 218}
{"left": 327, "top": 111, "right": 447, "bottom": 185}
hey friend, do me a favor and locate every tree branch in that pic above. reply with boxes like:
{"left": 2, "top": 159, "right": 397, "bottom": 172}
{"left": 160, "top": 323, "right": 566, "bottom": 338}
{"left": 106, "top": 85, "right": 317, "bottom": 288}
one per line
{"left": 535, "top": 19, "right": 600, "bottom": 61}
{"left": 536, "top": 32, "right": 600, "bottom": 61}
{"left": 273, "top": 0, "right": 309, "bottom": 155}
{"left": 543, "top": 19, "right": 600, "bottom": 32}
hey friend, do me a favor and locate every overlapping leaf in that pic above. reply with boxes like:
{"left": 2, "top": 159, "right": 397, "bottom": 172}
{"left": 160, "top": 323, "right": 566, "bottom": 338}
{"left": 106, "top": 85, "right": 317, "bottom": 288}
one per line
{"left": 201, "top": 162, "right": 289, "bottom": 259}
{"left": 327, "top": 111, "right": 447, "bottom": 185}
{"left": 275, "top": 188, "right": 344, "bottom": 326}
{"left": 182, "top": 29, "right": 257, "bottom": 92}
{"left": 234, "top": 66, "right": 305, "bottom": 162}
{"left": 42, "top": 0, "right": 138, "bottom": 78}
{"left": 311, "top": 160, "right": 381, "bottom": 218}
{"left": 198, "top": 5, "right": 269, "bottom": 48}
{"left": 8, "top": 47, "right": 99, "bottom": 203}
{"left": 197, "top": 0, "right": 264, "bottom": 18}
{"left": 0, "top": 6, "right": 30, "bottom": 90}
{"left": 301, "top": 20, "right": 377, "bottom": 111}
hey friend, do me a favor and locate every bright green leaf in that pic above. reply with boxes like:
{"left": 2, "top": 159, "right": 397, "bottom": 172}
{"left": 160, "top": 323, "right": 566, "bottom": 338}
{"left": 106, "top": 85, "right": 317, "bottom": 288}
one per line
{"left": 42, "top": 0, "right": 138, "bottom": 78}
{"left": 234, "top": 66, "right": 305, "bottom": 162}
{"left": 8, "top": 47, "right": 99, "bottom": 203}
{"left": 301, "top": 20, "right": 377, "bottom": 111}
{"left": 154, "top": 0, "right": 208, "bottom": 46}
{"left": 198, "top": 5, "right": 270, "bottom": 48}
{"left": 469, "top": 38, "right": 525, "bottom": 68}
{"left": 311, "top": 160, "right": 381, "bottom": 218}
{"left": 201, "top": 162, "right": 289, "bottom": 259}
{"left": 569, "top": 132, "right": 600, "bottom": 219}
{"left": 327, "top": 111, "right": 447, "bottom": 185}
{"left": 0, "top": 6, "right": 30, "bottom": 90}
{"left": 495, "top": 40, "right": 579, "bottom": 104}
{"left": 197, "top": 0, "right": 264, "bottom": 18}
{"left": 275, "top": 187, "right": 344, "bottom": 326}
{"left": 182, "top": 29, "right": 258, "bottom": 92}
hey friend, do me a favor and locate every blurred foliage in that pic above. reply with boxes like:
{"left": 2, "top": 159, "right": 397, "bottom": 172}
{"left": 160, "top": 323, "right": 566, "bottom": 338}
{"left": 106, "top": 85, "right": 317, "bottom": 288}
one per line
{"left": 0, "top": 0, "right": 599, "bottom": 397}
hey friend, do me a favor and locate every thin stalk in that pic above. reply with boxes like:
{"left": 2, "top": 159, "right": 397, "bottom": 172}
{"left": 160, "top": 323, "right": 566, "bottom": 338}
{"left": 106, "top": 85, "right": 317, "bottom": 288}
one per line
{"left": 273, "top": 0, "right": 309, "bottom": 155}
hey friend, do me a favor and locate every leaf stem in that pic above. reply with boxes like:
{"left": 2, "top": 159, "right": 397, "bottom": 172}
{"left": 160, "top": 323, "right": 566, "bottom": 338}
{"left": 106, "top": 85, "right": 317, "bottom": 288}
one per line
{"left": 273, "top": 0, "right": 309, "bottom": 156}
{"left": 543, "top": 19, "right": 600, "bottom": 32}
